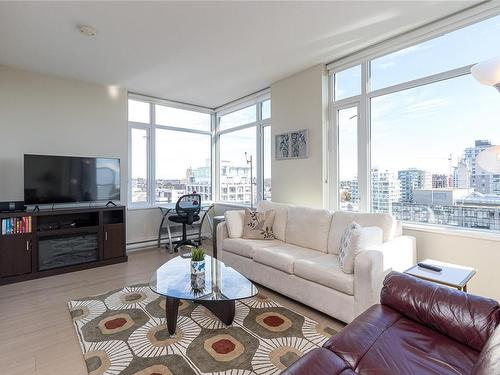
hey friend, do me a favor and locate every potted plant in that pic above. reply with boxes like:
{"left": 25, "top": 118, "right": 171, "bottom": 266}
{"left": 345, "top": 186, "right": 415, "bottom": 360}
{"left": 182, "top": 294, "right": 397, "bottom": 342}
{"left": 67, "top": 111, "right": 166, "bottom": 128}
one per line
{"left": 190, "top": 247, "right": 206, "bottom": 275}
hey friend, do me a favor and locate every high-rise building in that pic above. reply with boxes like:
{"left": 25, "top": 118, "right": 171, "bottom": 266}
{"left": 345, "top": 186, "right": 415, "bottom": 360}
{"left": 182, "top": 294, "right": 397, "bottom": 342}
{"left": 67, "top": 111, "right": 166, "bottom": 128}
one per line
{"left": 398, "top": 168, "right": 431, "bottom": 203}
{"left": 339, "top": 178, "right": 359, "bottom": 211}
{"left": 453, "top": 160, "right": 470, "bottom": 189}
{"left": 186, "top": 160, "right": 212, "bottom": 201}
{"left": 218, "top": 160, "right": 254, "bottom": 204}
{"left": 432, "top": 174, "right": 449, "bottom": 189}
{"left": 464, "top": 140, "right": 495, "bottom": 194}
{"left": 371, "top": 168, "right": 400, "bottom": 213}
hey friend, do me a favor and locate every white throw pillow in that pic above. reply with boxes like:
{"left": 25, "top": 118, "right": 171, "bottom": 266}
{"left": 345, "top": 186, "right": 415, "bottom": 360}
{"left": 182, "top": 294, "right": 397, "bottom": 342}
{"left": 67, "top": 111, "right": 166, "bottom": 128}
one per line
{"left": 242, "top": 208, "right": 276, "bottom": 240}
{"left": 339, "top": 221, "right": 383, "bottom": 274}
{"left": 224, "top": 210, "right": 245, "bottom": 238}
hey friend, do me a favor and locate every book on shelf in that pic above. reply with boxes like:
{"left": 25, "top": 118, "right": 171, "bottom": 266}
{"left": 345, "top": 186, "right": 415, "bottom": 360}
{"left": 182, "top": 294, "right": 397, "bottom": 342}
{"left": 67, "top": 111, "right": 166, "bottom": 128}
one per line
{"left": 1, "top": 216, "right": 32, "bottom": 235}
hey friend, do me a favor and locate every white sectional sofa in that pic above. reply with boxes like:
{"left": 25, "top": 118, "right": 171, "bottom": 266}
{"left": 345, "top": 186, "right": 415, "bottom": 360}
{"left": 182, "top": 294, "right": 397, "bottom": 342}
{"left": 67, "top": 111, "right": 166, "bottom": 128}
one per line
{"left": 217, "top": 201, "right": 416, "bottom": 323}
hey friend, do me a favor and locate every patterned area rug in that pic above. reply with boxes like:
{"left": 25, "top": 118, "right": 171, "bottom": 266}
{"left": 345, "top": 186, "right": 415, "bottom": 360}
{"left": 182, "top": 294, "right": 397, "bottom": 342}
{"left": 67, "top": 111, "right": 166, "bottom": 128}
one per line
{"left": 69, "top": 283, "right": 337, "bottom": 375}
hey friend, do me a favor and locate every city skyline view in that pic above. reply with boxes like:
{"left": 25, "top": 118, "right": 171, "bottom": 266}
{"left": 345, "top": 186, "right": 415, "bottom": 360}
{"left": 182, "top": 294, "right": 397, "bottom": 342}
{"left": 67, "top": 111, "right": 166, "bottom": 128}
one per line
{"left": 130, "top": 99, "right": 271, "bottom": 205}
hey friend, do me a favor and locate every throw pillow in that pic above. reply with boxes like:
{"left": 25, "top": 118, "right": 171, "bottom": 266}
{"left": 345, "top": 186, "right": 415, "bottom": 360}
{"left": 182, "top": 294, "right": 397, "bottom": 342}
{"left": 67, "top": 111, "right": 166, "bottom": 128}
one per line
{"left": 242, "top": 208, "right": 276, "bottom": 240}
{"left": 224, "top": 210, "right": 246, "bottom": 238}
{"left": 339, "top": 222, "right": 383, "bottom": 274}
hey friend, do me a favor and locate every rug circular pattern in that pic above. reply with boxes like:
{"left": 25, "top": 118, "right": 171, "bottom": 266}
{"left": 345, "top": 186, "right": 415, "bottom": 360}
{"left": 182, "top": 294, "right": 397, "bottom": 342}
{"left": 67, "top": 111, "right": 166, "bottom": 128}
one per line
{"left": 69, "top": 282, "right": 336, "bottom": 374}
{"left": 251, "top": 337, "right": 317, "bottom": 375}
{"left": 80, "top": 308, "right": 149, "bottom": 344}
{"left": 84, "top": 340, "right": 133, "bottom": 375}
{"left": 69, "top": 299, "right": 107, "bottom": 328}
{"left": 105, "top": 286, "right": 157, "bottom": 310}
{"left": 128, "top": 316, "right": 201, "bottom": 357}
{"left": 145, "top": 297, "right": 195, "bottom": 319}
{"left": 302, "top": 316, "right": 337, "bottom": 346}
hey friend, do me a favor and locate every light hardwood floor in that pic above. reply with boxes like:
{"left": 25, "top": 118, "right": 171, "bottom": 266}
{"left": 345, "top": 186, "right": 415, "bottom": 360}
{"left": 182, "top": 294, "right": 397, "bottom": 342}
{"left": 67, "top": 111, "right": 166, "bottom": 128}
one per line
{"left": 0, "top": 244, "right": 344, "bottom": 375}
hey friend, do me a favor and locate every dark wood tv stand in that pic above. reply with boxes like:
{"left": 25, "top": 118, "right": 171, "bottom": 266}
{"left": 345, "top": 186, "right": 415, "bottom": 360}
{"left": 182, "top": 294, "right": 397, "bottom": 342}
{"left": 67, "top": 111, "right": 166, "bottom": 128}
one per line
{"left": 0, "top": 205, "right": 127, "bottom": 286}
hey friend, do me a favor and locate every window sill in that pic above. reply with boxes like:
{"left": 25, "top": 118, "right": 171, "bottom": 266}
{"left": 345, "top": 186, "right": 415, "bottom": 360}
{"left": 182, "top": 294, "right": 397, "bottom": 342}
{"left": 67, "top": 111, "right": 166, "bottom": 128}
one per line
{"left": 127, "top": 204, "right": 157, "bottom": 211}
{"left": 127, "top": 201, "right": 249, "bottom": 211}
{"left": 402, "top": 222, "right": 500, "bottom": 242}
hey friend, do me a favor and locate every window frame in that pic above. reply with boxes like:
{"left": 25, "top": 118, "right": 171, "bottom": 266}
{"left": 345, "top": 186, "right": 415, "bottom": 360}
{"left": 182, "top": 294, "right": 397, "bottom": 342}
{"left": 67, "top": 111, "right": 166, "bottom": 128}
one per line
{"left": 327, "top": 6, "right": 500, "bottom": 235}
{"left": 128, "top": 95, "right": 215, "bottom": 209}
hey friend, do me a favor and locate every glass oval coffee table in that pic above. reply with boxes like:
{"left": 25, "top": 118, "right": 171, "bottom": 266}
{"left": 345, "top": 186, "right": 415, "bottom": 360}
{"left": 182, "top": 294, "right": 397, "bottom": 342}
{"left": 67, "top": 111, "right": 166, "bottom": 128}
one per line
{"left": 150, "top": 255, "right": 258, "bottom": 334}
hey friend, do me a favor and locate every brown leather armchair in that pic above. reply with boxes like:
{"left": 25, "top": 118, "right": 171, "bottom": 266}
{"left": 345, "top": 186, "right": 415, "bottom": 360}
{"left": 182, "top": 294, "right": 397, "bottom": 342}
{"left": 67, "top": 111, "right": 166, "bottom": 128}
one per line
{"left": 284, "top": 271, "right": 500, "bottom": 375}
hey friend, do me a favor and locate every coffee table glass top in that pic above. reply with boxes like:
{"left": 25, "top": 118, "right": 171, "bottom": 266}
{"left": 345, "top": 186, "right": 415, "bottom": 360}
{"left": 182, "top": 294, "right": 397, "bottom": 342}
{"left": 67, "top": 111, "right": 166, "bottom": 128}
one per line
{"left": 150, "top": 255, "right": 258, "bottom": 301}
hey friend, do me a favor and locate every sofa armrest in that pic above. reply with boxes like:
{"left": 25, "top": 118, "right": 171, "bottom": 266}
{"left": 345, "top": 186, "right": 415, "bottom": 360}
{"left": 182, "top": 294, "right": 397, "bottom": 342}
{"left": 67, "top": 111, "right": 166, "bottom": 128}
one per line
{"left": 216, "top": 221, "right": 229, "bottom": 256}
{"left": 472, "top": 325, "right": 500, "bottom": 375}
{"left": 353, "top": 235, "right": 416, "bottom": 315}
{"left": 381, "top": 271, "right": 500, "bottom": 352}
{"left": 366, "top": 235, "right": 416, "bottom": 272}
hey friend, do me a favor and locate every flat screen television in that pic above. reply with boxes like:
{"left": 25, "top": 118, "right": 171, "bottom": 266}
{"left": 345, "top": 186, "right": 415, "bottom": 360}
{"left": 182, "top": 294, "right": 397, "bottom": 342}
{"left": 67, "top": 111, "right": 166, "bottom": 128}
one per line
{"left": 24, "top": 154, "right": 120, "bottom": 205}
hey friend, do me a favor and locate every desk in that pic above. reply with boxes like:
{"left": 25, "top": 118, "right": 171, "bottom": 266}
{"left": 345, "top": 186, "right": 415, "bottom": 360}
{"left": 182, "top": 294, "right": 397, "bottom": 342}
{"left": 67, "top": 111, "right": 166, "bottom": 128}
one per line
{"left": 157, "top": 202, "right": 214, "bottom": 253}
{"left": 405, "top": 259, "right": 476, "bottom": 292}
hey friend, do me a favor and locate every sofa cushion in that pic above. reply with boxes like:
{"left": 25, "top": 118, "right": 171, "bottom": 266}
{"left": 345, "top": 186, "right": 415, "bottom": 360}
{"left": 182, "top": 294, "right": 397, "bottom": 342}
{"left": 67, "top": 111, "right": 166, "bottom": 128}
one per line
{"left": 224, "top": 210, "right": 245, "bottom": 238}
{"left": 257, "top": 201, "right": 292, "bottom": 241}
{"left": 328, "top": 211, "right": 397, "bottom": 254}
{"left": 324, "top": 304, "right": 479, "bottom": 375}
{"left": 222, "top": 238, "right": 282, "bottom": 258}
{"left": 294, "top": 254, "right": 354, "bottom": 295}
{"left": 356, "top": 317, "right": 479, "bottom": 374}
{"left": 381, "top": 271, "right": 500, "bottom": 352}
{"left": 285, "top": 206, "right": 332, "bottom": 253}
{"left": 253, "top": 243, "right": 320, "bottom": 274}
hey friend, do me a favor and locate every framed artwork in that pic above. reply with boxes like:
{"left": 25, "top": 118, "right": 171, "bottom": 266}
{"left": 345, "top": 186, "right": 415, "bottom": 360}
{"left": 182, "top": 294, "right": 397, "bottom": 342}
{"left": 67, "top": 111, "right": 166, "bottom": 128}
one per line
{"left": 290, "top": 129, "right": 308, "bottom": 158}
{"left": 275, "top": 133, "right": 290, "bottom": 160}
{"left": 275, "top": 129, "right": 309, "bottom": 160}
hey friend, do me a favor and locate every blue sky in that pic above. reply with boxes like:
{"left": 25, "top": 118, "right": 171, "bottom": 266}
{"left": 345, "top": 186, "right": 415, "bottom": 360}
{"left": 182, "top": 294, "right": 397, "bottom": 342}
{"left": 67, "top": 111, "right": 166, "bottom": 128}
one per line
{"left": 338, "top": 14, "right": 500, "bottom": 181}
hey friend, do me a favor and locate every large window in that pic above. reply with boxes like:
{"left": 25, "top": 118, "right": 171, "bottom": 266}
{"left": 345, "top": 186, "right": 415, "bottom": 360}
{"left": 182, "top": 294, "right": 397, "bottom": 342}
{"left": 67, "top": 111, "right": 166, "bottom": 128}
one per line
{"left": 219, "top": 127, "right": 256, "bottom": 204}
{"left": 217, "top": 96, "right": 271, "bottom": 205}
{"left": 155, "top": 129, "right": 211, "bottom": 203}
{"left": 330, "top": 13, "right": 500, "bottom": 232}
{"left": 130, "top": 127, "right": 149, "bottom": 203}
{"left": 337, "top": 106, "right": 359, "bottom": 211}
{"left": 128, "top": 98, "right": 213, "bottom": 206}
{"left": 128, "top": 93, "right": 271, "bottom": 207}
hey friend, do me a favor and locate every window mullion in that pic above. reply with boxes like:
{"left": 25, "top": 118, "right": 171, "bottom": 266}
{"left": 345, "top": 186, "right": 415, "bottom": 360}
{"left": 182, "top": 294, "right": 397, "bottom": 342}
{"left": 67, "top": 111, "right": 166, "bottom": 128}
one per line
{"left": 358, "top": 61, "right": 370, "bottom": 213}
{"left": 149, "top": 103, "right": 156, "bottom": 206}
{"left": 256, "top": 102, "right": 263, "bottom": 204}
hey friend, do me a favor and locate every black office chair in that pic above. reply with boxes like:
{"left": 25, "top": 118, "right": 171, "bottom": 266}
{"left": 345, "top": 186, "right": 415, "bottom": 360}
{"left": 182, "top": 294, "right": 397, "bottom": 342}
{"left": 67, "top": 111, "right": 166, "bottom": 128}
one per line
{"left": 168, "top": 193, "right": 202, "bottom": 252}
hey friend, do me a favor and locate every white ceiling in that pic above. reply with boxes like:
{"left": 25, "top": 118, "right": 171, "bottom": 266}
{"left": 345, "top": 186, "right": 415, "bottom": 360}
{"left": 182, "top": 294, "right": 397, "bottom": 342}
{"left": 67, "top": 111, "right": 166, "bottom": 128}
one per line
{"left": 0, "top": 1, "right": 480, "bottom": 108}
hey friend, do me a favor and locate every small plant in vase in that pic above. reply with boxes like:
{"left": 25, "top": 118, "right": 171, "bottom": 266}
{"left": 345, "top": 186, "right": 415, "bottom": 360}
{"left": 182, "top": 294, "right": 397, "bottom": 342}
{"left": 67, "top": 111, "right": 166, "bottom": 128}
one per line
{"left": 190, "top": 247, "right": 206, "bottom": 275}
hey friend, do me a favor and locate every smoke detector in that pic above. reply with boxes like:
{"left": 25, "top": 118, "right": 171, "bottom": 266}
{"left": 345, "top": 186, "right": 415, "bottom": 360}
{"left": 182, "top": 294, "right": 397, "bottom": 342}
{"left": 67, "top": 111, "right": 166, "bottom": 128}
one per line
{"left": 78, "top": 25, "right": 98, "bottom": 37}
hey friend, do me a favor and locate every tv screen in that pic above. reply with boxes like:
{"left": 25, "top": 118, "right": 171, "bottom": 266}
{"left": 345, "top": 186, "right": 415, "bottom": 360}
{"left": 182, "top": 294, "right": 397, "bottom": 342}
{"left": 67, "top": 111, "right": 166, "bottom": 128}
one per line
{"left": 24, "top": 154, "right": 120, "bottom": 205}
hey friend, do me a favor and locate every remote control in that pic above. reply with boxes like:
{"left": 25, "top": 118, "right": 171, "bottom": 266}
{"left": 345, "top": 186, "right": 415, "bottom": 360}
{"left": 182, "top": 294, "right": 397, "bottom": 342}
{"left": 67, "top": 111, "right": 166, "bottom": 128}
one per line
{"left": 418, "top": 262, "right": 442, "bottom": 272}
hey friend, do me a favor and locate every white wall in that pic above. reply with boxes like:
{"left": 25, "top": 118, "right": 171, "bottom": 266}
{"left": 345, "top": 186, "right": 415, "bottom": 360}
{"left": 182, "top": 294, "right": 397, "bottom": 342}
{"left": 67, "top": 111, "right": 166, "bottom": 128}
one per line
{"left": 0, "top": 65, "right": 152, "bottom": 246}
{"left": 404, "top": 228, "right": 500, "bottom": 301}
{"left": 270, "top": 64, "right": 327, "bottom": 208}
{"left": 0, "top": 65, "right": 128, "bottom": 201}
{"left": 127, "top": 209, "right": 163, "bottom": 246}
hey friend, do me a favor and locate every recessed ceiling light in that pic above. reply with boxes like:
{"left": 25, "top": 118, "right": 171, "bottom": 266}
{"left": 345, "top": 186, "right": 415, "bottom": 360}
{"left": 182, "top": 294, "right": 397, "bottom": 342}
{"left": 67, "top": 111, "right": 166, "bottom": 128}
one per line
{"left": 78, "top": 25, "right": 98, "bottom": 37}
